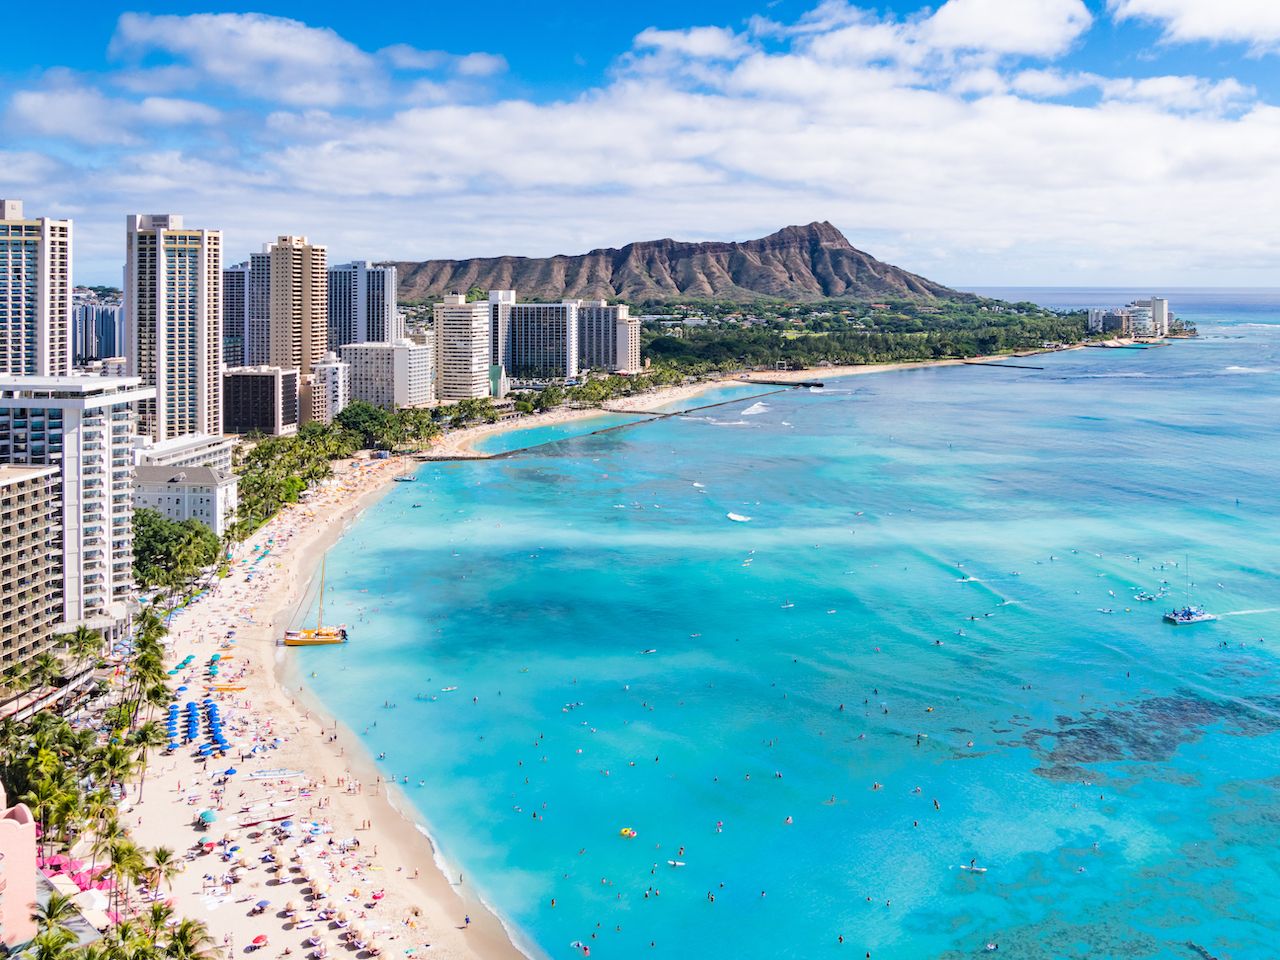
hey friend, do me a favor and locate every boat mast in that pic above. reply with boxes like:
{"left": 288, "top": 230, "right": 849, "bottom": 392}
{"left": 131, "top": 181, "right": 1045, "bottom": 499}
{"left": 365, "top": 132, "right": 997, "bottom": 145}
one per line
{"left": 317, "top": 554, "right": 326, "bottom": 630}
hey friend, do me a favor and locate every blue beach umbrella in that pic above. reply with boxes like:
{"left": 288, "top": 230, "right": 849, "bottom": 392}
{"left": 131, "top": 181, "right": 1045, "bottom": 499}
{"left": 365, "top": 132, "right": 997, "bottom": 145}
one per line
{"left": 199, "top": 810, "right": 216, "bottom": 823}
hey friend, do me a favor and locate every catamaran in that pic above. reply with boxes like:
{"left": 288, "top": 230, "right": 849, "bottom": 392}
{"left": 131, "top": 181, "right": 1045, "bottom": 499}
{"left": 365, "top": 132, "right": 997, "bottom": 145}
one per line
{"left": 1163, "top": 557, "right": 1216, "bottom": 625}
{"left": 282, "top": 554, "right": 348, "bottom": 646}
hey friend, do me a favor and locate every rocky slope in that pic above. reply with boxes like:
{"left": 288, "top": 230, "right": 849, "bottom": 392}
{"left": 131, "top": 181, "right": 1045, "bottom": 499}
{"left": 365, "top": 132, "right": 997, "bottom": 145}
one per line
{"left": 395, "top": 222, "right": 962, "bottom": 303}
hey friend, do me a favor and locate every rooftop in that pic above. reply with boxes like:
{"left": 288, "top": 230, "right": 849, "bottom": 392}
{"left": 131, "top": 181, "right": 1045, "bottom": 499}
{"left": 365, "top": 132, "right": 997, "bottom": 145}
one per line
{"left": 134, "top": 465, "right": 234, "bottom": 486}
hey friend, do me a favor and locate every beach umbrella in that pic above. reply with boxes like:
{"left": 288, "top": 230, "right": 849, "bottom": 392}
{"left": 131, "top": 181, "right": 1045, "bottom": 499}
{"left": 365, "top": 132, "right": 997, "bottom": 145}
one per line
{"left": 225, "top": 768, "right": 238, "bottom": 775}
{"left": 256, "top": 899, "right": 270, "bottom": 909}
{"left": 199, "top": 810, "right": 217, "bottom": 824}
{"left": 177, "top": 685, "right": 188, "bottom": 692}
{"left": 252, "top": 935, "right": 268, "bottom": 946}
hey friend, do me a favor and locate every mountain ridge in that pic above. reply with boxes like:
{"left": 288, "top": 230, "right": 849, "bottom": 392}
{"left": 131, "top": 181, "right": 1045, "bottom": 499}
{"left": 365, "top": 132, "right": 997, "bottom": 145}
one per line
{"left": 394, "top": 222, "right": 964, "bottom": 303}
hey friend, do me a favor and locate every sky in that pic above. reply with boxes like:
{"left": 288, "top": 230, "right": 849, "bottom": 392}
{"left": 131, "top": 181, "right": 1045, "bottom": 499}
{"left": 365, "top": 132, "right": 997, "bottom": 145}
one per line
{"left": 4, "top": 0, "right": 1280, "bottom": 287}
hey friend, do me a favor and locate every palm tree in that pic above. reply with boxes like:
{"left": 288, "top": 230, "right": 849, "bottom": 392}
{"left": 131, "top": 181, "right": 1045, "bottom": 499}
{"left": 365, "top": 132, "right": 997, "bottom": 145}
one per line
{"left": 27, "top": 927, "right": 77, "bottom": 960}
{"left": 147, "top": 846, "right": 181, "bottom": 895}
{"left": 31, "top": 890, "right": 79, "bottom": 935}
{"left": 129, "top": 720, "right": 168, "bottom": 802}
{"left": 21, "top": 776, "right": 64, "bottom": 859}
{"left": 162, "top": 918, "right": 217, "bottom": 960}
{"left": 144, "top": 901, "right": 176, "bottom": 940}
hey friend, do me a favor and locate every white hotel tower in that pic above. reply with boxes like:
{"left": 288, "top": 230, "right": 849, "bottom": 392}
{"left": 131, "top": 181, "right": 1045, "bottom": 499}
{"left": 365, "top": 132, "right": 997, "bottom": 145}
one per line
{"left": 0, "top": 199, "right": 72, "bottom": 377}
{"left": 125, "top": 214, "right": 223, "bottom": 442}
{"left": 0, "top": 375, "right": 155, "bottom": 639}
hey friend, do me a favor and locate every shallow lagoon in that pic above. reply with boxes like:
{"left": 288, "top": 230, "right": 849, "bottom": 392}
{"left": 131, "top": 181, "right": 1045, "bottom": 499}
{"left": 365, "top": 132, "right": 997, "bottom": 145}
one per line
{"left": 301, "top": 301, "right": 1280, "bottom": 959}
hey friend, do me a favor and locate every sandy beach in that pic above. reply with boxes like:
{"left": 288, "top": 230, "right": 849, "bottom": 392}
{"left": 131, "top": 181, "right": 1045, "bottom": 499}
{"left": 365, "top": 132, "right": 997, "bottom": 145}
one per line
{"left": 426, "top": 377, "right": 746, "bottom": 458}
{"left": 127, "top": 453, "right": 530, "bottom": 960}
{"left": 121, "top": 349, "right": 1082, "bottom": 960}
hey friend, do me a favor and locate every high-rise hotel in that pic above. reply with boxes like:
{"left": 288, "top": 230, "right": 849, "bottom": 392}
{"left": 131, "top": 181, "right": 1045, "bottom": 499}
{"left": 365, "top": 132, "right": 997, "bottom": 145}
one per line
{"left": 328, "top": 261, "right": 401, "bottom": 350}
{"left": 0, "top": 199, "right": 72, "bottom": 377}
{"left": 125, "top": 214, "right": 222, "bottom": 442}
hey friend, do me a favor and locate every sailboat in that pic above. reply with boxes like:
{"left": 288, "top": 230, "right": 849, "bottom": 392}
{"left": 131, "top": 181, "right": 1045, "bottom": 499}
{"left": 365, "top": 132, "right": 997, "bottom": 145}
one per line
{"left": 1163, "top": 556, "right": 1216, "bottom": 625}
{"left": 282, "top": 554, "right": 349, "bottom": 646}
{"left": 393, "top": 457, "right": 417, "bottom": 482}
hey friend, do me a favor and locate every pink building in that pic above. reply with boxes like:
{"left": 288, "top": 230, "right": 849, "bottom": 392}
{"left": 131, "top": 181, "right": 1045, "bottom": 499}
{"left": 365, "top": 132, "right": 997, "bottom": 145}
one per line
{"left": 0, "top": 782, "right": 37, "bottom": 947}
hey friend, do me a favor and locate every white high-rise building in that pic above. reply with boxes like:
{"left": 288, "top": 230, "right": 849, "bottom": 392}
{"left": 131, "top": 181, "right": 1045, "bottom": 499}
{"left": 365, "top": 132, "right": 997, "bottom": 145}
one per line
{"left": 434, "top": 294, "right": 492, "bottom": 400}
{"left": 578, "top": 301, "right": 642, "bottom": 374}
{"left": 125, "top": 214, "right": 222, "bottom": 442}
{"left": 328, "top": 262, "right": 401, "bottom": 350}
{"left": 340, "top": 339, "right": 434, "bottom": 409}
{"left": 0, "top": 375, "right": 155, "bottom": 639}
{"left": 0, "top": 199, "right": 72, "bottom": 377}
{"left": 312, "top": 351, "right": 350, "bottom": 424}
{"left": 268, "top": 236, "right": 327, "bottom": 377}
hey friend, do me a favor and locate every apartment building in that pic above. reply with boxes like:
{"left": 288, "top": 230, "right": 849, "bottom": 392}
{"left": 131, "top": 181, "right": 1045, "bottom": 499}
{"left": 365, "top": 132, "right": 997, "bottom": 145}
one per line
{"left": 312, "top": 351, "right": 350, "bottom": 424}
{"left": 125, "top": 213, "right": 222, "bottom": 442}
{"left": 0, "top": 199, "right": 72, "bottom": 377}
{"left": 73, "top": 296, "right": 125, "bottom": 364}
{"left": 0, "top": 375, "right": 155, "bottom": 639}
{"left": 578, "top": 300, "right": 642, "bottom": 374}
{"left": 340, "top": 339, "right": 434, "bottom": 409}
{"left": 268, "top": 236, "right": 327, "bottom": 377}
{"left": 506, "top": 300, "right": 580, "bottom": 380}
{"left": 0, "top": 464, "right": 60, "bottom": 674}
{"left": 223, "top": 366, "right": 299, "bottom": 436}
{"left": 328, "top": 261, "right": 401, "bottom": 350}
{"left": 433, "top": 294, "right": 492, "bottom": 400}
{"left": 222, "top": 261, "right": 248, "bottom": 366}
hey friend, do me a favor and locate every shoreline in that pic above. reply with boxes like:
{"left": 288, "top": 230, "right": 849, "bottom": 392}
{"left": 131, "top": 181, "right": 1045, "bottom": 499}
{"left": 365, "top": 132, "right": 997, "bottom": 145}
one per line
{"left": 129, "top": 454, "right": 531, "bottom": 960}
{"left": 127, "top": 346, "right": 1082, "bottom": 960}
{"left": 432, "top": 348, "right": 1083, "bottom": 458}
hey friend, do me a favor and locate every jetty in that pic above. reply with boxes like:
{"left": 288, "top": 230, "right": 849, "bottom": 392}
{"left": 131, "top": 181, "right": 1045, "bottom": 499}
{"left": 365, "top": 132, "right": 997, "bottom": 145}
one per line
{"left": 962, "top": 360, "right": 1045, "bottom": 370}
{"left": 738, "top": 376, "right": 824, "bottom": 387}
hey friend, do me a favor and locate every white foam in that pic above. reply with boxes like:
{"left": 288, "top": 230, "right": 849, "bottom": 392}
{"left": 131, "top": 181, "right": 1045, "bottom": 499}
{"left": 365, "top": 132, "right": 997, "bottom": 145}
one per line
{"left": 742, "top": 402, "right": 770, "bottom": 415}
{"left": 1224, "top": 366, "right": 1274, "bottom": 374}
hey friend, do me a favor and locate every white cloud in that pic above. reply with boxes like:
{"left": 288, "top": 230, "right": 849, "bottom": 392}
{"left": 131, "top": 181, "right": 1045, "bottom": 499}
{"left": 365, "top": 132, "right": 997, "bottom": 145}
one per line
{"left": 6, "top": 1, "right": 1280, "bottom": 286}
{"left": 1109, "top": 0, "right": 1280, "bottom": 50}
{"left": 1010, "top": 68, "right": 1098, "bottom": 97}
{"left": 634, "top": 26, "right": 751, "bottom": 60}
{"left": 380, "top": 45, "right": 507, "bottom": 77}
{"left": 923, "top": 0, "right": 1093, "bottom": 57}
{"left": 6, "top": 79, "right": 220, "bottom": 145}
{"left": 1100, "top": 75, "right": 1254, "bottom": 112}
{"left": 110, "top": 12, "right": 385, "bottom": 106}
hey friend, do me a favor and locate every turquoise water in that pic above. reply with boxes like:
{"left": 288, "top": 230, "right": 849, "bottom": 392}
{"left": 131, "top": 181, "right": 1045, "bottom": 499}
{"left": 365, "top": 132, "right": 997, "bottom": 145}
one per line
{"left": 475, "top": 414, "right": 650, "bottom": 455}
{"left": 473, "top": 384, "right": 771, "bottom": 455}
{"left": 299, "top": 296, "right": 1280, "bottom": 960}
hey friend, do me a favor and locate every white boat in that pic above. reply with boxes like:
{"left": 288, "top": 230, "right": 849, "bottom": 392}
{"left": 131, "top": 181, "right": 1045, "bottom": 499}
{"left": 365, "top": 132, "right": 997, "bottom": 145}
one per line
{"left": 727, "top": 513, "right": 752, "bottom": 522}
{"left": 1163, "top": 557, "right": 1216, "bottom": 625}
{"left": 1164, "top": 606, "right": 1217, "bottom": 625}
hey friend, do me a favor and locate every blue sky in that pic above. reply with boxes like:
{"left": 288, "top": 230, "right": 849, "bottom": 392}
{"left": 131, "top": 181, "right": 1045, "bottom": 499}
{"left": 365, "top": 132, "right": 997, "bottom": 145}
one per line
{"left": 4, "top": 0, "right": 1280, "bottom": 286}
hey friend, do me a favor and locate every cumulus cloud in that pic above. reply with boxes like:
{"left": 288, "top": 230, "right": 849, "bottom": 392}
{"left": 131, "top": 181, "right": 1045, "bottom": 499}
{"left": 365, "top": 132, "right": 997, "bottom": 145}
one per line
{"left": 1109, "top": 0, "right": 1280, "bottom": 51}
{"left": 3, "top": 1, "right": 1278, "bottom": 286}
{"left": 109, "top": 12, "right": 506, "bottom": 107}
{"left": 922, "top": 0, "right": 1093, "bottom": 57}
{"left": 634, "top": 26, "right": 751, "bottom": 60}
{"left": 6, "top": 78, "right": 220, "bottom": 145}
{"left": 110, "top": 12, "right": 383, "bottom": 106}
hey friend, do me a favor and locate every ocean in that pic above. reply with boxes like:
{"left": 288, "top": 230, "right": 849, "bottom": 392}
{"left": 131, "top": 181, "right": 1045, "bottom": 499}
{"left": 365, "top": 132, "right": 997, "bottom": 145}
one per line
{"left": 294, "top": 290, "right": 1280, "bottom": 959}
